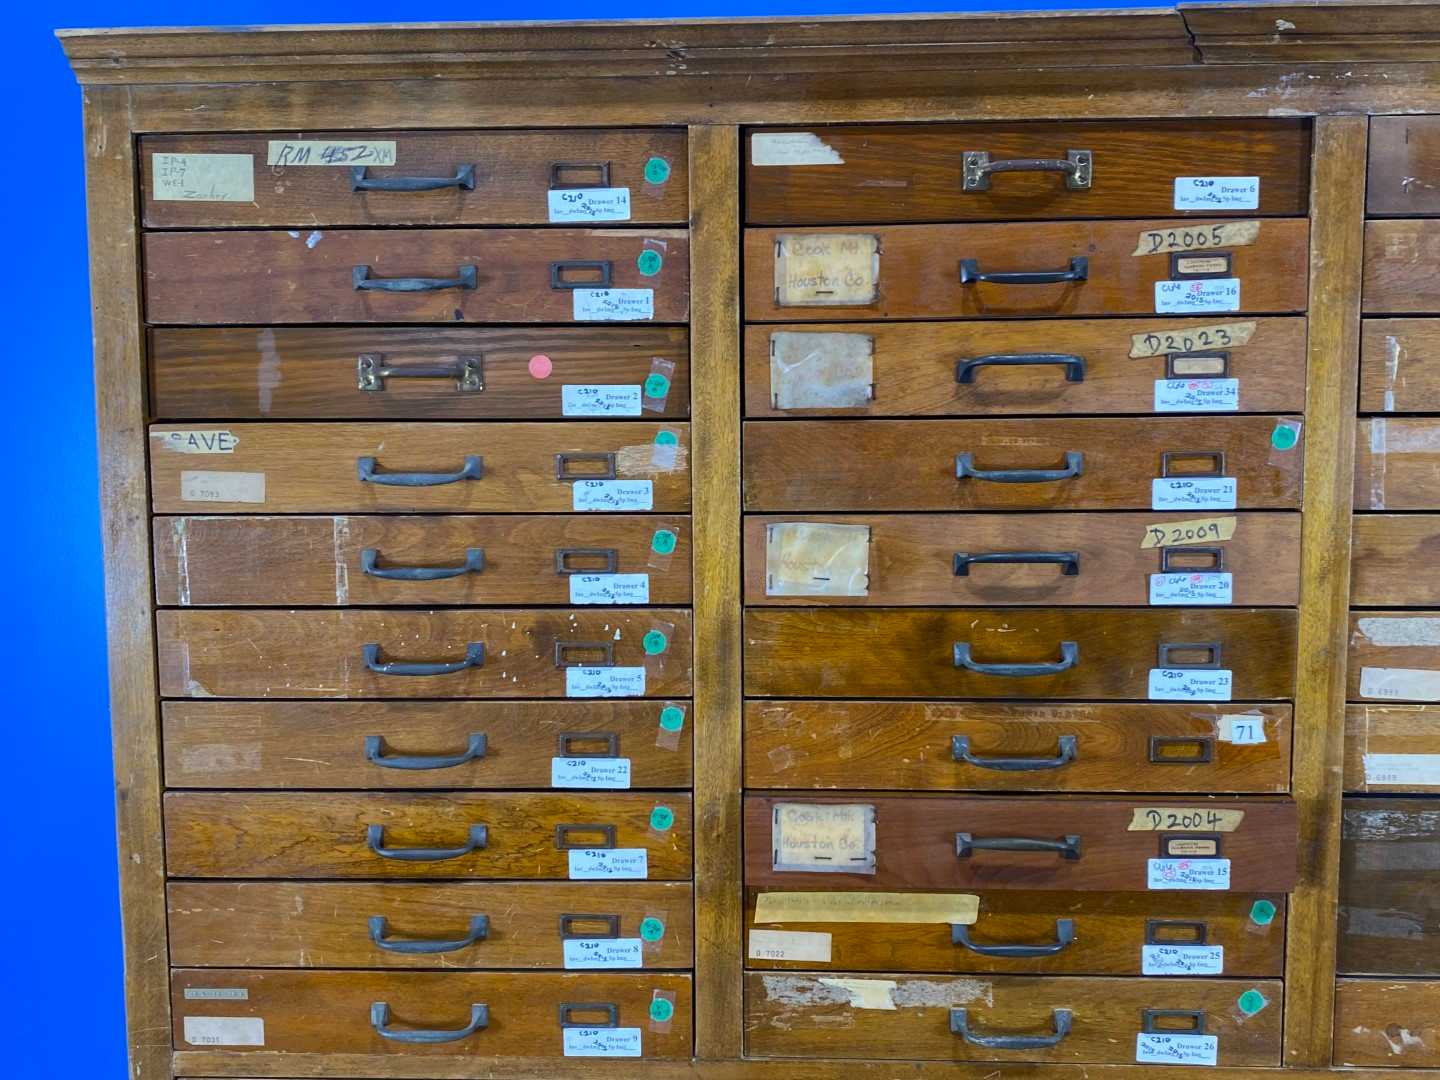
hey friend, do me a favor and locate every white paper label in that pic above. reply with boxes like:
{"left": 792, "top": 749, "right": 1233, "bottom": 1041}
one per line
{"left": 551, "top": 757, "right": 633, "bottom": 789}
{"left": 569, "top": 573, "right": 650, "bottom": 604}
{"left": 573, "top": 480, "right": 653, "bottom": 512}
{"left": 1137, "top": 1032, "right": 1220, "bottom": 1066}
{"left": 562, "top": 937, "right": 644, "bottom": 969}
{"left": 1359, "top": 667, "right": 1440, "bottom": 701}
{"left": 748, "top": 929, "right": 833, "bottom": 963}
{"left": 567, "top": 848, "right": 649, "bottom": 880}
{"left": 1149, "top": 668, "right": 1234, "bottom": 701}
{"left": 1148, "top": 858, "right": 1232, "bottom": 890}
{"left": 152, "top": 153, "right": 254, "bottom": 202}
{"left": 1220, "top": 714, "right": 1267, "bottom": 744}
{"left": 1142, "top": 944, "right": 1225, "bottom": 975}
{"left": 180, "top": 471, "right": 265, "bottom": 504}
{"left": 565, "top": 666, "right": 647, "bottom": 698}
{"left": 1156, "top": 279, "right": 1241, "bottom": 314}
{"left": 1174, "top": 176, "right": 1260, "bottom": 210}
{"left": 1152, "top": 477, "right": 1237, "bottom": 510}
{"left": 547, "top": 187, "right": 632, "bottom": 223}
{"left": 1149, "top": 572, "right": 1233, "bottom": 605}
{"left": 1362, "top": 753, "right": 1440, "bottom": 785}
{"left": 573, "top": 289, "right": 654, "bottom": 321}
{"left": 266, "top": 140, "right": 396, "bottom": 166}
{"left": 1154, "top": 378, "right": 1240, "bottom": 412}
{"left": 561, "top": 384, "right": 643, "bottom": 416}
{"left": 563, "top": 1026, "right": 642, "bottom": 1057}
{"left": 751, "top": 132, "right": 845, "bottom": 166}
{"left": 155, "top": 429, "right": 241, "bottom": 454}
{"left": 182, "top": 1017, "right": 265, "bottom": 1047}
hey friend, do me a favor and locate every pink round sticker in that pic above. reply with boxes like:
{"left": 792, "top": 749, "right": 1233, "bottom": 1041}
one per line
{"left": 528, "top": 354, "right": 553, "bottom": 379}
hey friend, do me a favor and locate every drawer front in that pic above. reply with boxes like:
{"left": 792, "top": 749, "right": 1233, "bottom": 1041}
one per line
{"left": 746, "top": 318, "right": 1307, "bottom": 417}
{"left": 157, "top": 609, "right": 693, "bottom": 699}
{"left": 168, "top": 881, "right": 693, "bottom": 969}
{"left": 144, "top": 229, "right": 689, "bottom": 324}
{"left": 744, "top": 701, "right": 1290, "bottom": 793}
{"left": 1348, "top": 611, "right": 1440, "bottom": 702}
{"left": 165, "top": 792, "right": 692, "bottom": 879}
{"left": 1344, "top": 704, "right": 1440, "bottom": 793}
{"left": 1338, "top": 798, "right": 1440, "bottom": 976}
{"left": 1358, "top": 319, "right": 1440, "bottom": 413}
{"left": 1335, "top": 980, "right": 1440, "bottom": 1066}
{"left": 1352, "top": 516, "right": 1440, "bottom": 605}
{"left": 745, "top": 973, "right": 1282, "bottom": 1064}
{"left": 744, "top": 608, "right": 1297, "bottom": 700}
{"left": 149, "top": 422, "right": 690, "bottom": 514}
{"left": 1357, "top": 419, "right": 1440, "bottom": 510}
{"left": 143, "top": 129, "right": 688, "bottom": 227}
{"left": 163, "top": 700, "right": 693, "bottom": 789}
{"left": 744, "top": 219, "right": 1309, "bottom": 321}
{"left": 1364, "top": 220, "right": 1440, "bottom": 314}
{"left": 172, "top": 969, "right": 692, "bottom": 1057}
{"left": 150, "top": 326, "right": 690, "bottom": 420}
{"left": 745, "top": 120, "right": 1309, "bottom": 224}
{"left": 743, "top": 417, "right": 1304, "bottom": 512}
{"left": 745, "top": 513, "right": 1300, "bottom": 606}
{"left": 154, "top": 515, "right": 691, "bottom": 606}
{"left": 745, "top": 890, "right": 1285, "bottom": 976}
{"left": 1368, "top": 116, "right": 1440, "bottom": 216}
{"left": 743, "top": 795, "right": 1298, "bottom": 892}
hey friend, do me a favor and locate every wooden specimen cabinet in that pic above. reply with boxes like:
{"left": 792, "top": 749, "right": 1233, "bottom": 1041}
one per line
{"left": 56, "top": 2, "right": 1440, "bottom": 1078}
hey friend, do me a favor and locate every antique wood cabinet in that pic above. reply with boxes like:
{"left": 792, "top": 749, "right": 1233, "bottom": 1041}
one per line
{"left": 58, "top": 2, "right": 1440, "bottom": 1078}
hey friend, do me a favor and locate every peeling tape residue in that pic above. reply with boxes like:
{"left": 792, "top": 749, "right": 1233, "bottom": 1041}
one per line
{"left": 1357, "top": 617, "right": 1440, "bottom": 647}
{"left": 1370, "top": 418, "right": 1388, "bottom": 510}
{"left": 817, "top": 978, "right": 898, "bottom": 1010}
{"left": 332, "top": 517, "right": 351, "bottom": 605}
{"left": 1384, "top": 334, "right": 1403, "bottom": 412}
{"left": 172, "top": 517, "right": 191, "bottom": 606}
{"left": 256, "top": 328, "right": 282, "bottom": 416}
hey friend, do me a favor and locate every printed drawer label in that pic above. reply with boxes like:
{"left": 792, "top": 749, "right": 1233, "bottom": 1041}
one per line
{"left": 1156, "top": 279, "right": 1241, "bottom": 314}
{"left": 562, "top": 385, "right": 643, "bottom": 416}
{"left": 1359, "top": 667, "right": 1440, "bottom": 701}
{"left": 1148, "top": 857, "right": 1232, "bottom": 890}
{"left": 551, "top": 756, "right": 633, "bottom": 788}
{"left": 1152, "top": 477, "right": 1237, "bottom": 511}
{"left": 152, "top": 153, "right": 254, "bottom": 202}
{"left": 1154, "top": 378, "right": 1240, "bottom": 412}
{"left": 1174, "top": 176, "right": 1260, "bottom": 210}
{"left": 1141, "top": 944, "right": 1225, "bottom": 975}
{"left": 573, "top": 289, "right": 654, "bottom": 321}
{"left": 1149, "top": 668, "right": 1233, "bottom": 701}
{"left": 565, "top": 666, "right": 647, "bottom": 698}
{"left": 562, "top": 937, "right": 644, "bottom": 969}
{"left": 182, "top": 1017, "right": 265, "bottom": 1047}
{"left": 1362, "top": 753, "right": 1440, "bottom": 785}
{"left": 1149, "top": 572, "right": 1233, "bottom": 605}
{"left": 573, "top": 480, "right": 653, "bottom": 512}
{"left": 570, "top": 573, "right": 650, "bottom": 604}
{"left": 562, "top": 1026, "right": 643, "bottom": 1057}
{"left": 547, "top": 187, "right": 632, "bottom": 222}
{"left": 180, "top": 471, "right": 265, "bottom": 504}
{"left": 567, "top": 848, "right": 649, "bottom": 880}
{"left": 1137, "top": 1032, "right": 1220, "bottom": 1065}
{"left": 748, "top": 929, "right": 833, "bottom": 963}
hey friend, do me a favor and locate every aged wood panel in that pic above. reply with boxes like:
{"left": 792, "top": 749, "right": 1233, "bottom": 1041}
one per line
{"left": 153, "top": 514, "right": 692, "bottom": 607}
{"left": 745, "top": 317, "right": 1307, "bottom": 418}
{"left": 167, "top": 881, "right": 694, "bottom": 969}
{"left": 141, "top": 129, "right": 688, "bottom": 228}
{"left": 1351, "top": 515, "right": 1440, "bottom": 606}
{"left": 148, "top": 422, "right": 690, "bottom": 514}
{"left": 1363, "top": 219, "right": 1440, "bottom": 313}
{"left": 744, "top": 608, "right": 1297, "bottom": 700}
{"left": 1355, "top": 419, "right": 1440, "bottom": 510}
{"left": 1358, "top": 319, "right": 1440, "bottom": 414}
{"left": 1334, "top": 979, "right": 1440, "bottom": 1067}
{"left": 156, "top": 608, "right": 693, "bottom": 699}
{"left": 165, "top": 791, "right": 692, "bottom": 880}
{"left": 162, "top": 700, "right": 693, "bottom": 789}
{"left": 1338, "top": 798, "right": 1440, "bottom": 976}
{"left": 1348, "top": 611, "right": 1440, "bottom": 702}
{"left": 149, "top": 326, "right": 690, "bottom": 420}
{"left": 744, "top": 701, "right": 1290, "bottom": 793}
{"left": 1344, "top": 704, "right": 1440, "bottom": 792}
{"left": 744, "top": 219, "right": 1309, "bottom": 322}
{"left": 1368, "top": 116, "right": 1440, "bottom": 217}
{"left": 744, "top": 513, "right": 1300, "bottom": 606}
{"left": 144, "top": 229, "right": 690, "bottom": 324}
{"left": 743, "top": 417, "right": 1304, "bottom": 512}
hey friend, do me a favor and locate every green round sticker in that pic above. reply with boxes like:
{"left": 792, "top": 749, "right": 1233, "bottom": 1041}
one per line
{"left": 651, "top": 529, "right": 678, "bottom": 556}
{"left": 1237, "top": 989, "right": 1269, "bottom": 1016}
{"left": 643, "top": 629, "right": 669, "bottom": 655}
{"left": 1250, "top": 899, "right": 1277, "bottom": 925}
{"left": 655, "top": 429, "right": 679, "bottom": 447}
{"left": 637, "top": 250, "right": 663, "bottom": 276}
{"left": 644, "top": 372, "right": 671, "bottom": 399}
{"left": 1271, "top": 423, "right": 1299, "bottom": 451}
{"left": 644, "top": 157, "right": 672, "bottom": 185}
{"left": 640, "top": 917, "right": 666, "bottom": 942}
{"left": 650, "top": 805, "right": 674, "bottom": 831}
{"left": 649, "top": 997, "right": 675, "bottom": 1023}
{"left": 658, "top": 705, "right": 684, "bottom": 731}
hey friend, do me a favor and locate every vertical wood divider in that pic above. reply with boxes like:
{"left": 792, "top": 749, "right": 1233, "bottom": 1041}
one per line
{"left": 687, "top": 123, "right": 744, "bottom": 1059}
{"left": 1284, "top": 113, "right": 1367, "bottom": 1067}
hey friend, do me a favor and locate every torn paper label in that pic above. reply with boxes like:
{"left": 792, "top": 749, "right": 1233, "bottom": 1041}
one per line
{"left": 770, "top": 332, "right": 875, "bottom": 409}
{"left": 752, "top": 132, "right": 845, "bottom": 166}
{"left": 1140, "top": 515, "right": 1237, "bottom": 549}
{"left": 1219, "top": 714, "right": 1266, "bottom": 744}
{"left": 1129, "top": 807, "right": 1245, "bottom": 832}
{"left": 180, "top": 471, "right": 265, "bottom": 504}
{"left": 182, "top": 1017, "right": 264, "bottom": 1047}
{"left": 1134, "top": 221, "right": 1261, "bottom": 256}
{"left": 1356, "top": 617, "right": 1440, "bottom": 647}
{"left": 776, "top": 234, "right": 879, "bottom": 306}
{"left": 1359, "top": 667, "right": 1440, "bottom": 701}
{"left": 772, "top": 803, "right": 876, "bottom": 874}
{"left": 266, "top": 140, "right": 396, "bottom": 166}
{"left": 754, "top": 891, "right": 978, "bottom": 925}
{"left": 748, "top": 929, "right": 833, "bottom": 963}
{"left": 1363, "top": 753, "right": 1440, "bottom": 786}
{"left": 154, "top": 429, "right": 240, "bottom": 454}
{"left": 766, "top": 522, "right": 871, "bottom": 597}
{"left": 1130, "top": 321, "right": 1256, "bottom": 359}
{"left": 152, "top": 153, "right": 254, "bottom": 202}
{"left": 817, "top": 977, "right": 897, "bottom": 1010}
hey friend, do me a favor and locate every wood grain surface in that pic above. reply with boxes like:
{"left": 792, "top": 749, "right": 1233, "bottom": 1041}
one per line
{"left": 1367, "top": 116, "right": 1440, "bottom": 216}
{"left": 1338, "top": 798, "right": 1440, "bottom": 975}
{"left": 1355, "top": 419, "right": 1440, "bottom": 510}
{"left": 1334, "top": 978, "right": 1440, "bottom": 1066}
{"left": 1348, "top": 610, "right": 1440, "bottom": 701}
{"left": 1357, "top": 319, "right": 1440, "bottom": 413}
{"left": 1343, "top": 704, "right": 1440, "bottom": 792}
{"left": 1351, "top": 515, "right": 1440, "bottom": 605}
{"left": 1363, "top": 219, "right": 1440, "bottom": 313}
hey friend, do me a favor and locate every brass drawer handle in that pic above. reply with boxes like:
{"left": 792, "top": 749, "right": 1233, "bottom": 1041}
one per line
{"left": 961, "top": 256, "right": 1088, "bottom": 286}
{"left": 951, "top": 734, "right": 1078, "bottom": 772}
{"left": 955, "top": 353, "right": 1086, "bottom": 384}
{"left": 370, "top": 1002, "right": 488, "bottom": 1044}
{"left": 559, "top": 1002, "right": 619, "bottom": 1028}
{"left": 555, "top": 547, "right": 620, "bottom": 574}
{"left": 364, "top": 733, "right": 487, "bottom": 771}
{"left": 956, "top": 451, "right": 1083, "bottom": 484}
{"left": 361, "top": 547, "right": 485, "bottom": 581}
{"left": 953, "top": 551, "right": 1079, "bottom": 577}
{"left": 366, "top": 823, "right": 488, "bottom": 862}
{"left": 962, "top": 149, "right": 1092, "bottom": 192}
{"left": 950, "top": 1007, "right": 1073, "bottom": 1049}
{"left": 550, "top": 161, "right": 612, "bottom": 189}
{"left": 357, "top": 353, "right": 483, "bottom": 392}
{"left": 952, "top": 918, "right": 1076, "bottom": 957}
{"left": 953, "top": 641, "right": 1079, "bottom": 678}
{"left": 1142, "top": 1008, "right": 1207, "bottom": 1035}
{"left": 369, "top": 914, "right": 489, "bottom": 955}
{"left": 555, "top": 452, "right": 618, "bottom": 481}
{"left": 352, "top": 263, "right": 477, "bottom": 293}
{"left": 956, "top": 833, "right": 1082, "bottom": 860}
{"left": 550, "top": 260, "right": 613, "bottom": 290}
{"left": 350, "top": 164, "right": 476, "bottom": 192}
{"left": 555, "top": 823, "right": 617, "bottom": 850}
{"left": 555, "top": 640, "right": 615, "bottom": 669}
{"left": 363, "top": 642, "right": 485, "bottom": 677}
{"left": 357, "top": 454, "right": 483, "bottom": 487}
{"left": 559, "top": 913, "right": 621, "bottom": 939}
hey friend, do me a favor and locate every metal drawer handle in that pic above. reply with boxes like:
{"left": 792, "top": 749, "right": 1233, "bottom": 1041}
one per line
{"left": 555, "top": 641, "right": 615, "bottom": 668}
{"left": 555, "top": 452, "right": 618, "bottom": 481}
{"left": 555, "top": 547, "right": 620, "bottom": 574}
{"left": 557, "top": 731, "right": 620, "bottom": 758}
{"left": 367, "top": 823, "right": 488, "bottom": 862}
{"left": 953, "top": 641, "right": 1078, "bottom": 678}
{"left": 952, "top": 918, "right": 1076, "bottom": 957}
{"left": 369, "top": 914, "right": 489, "bottom": 955}
{"left": 559, "top": 1002, "right": 619, "bottom": 1028}
{"left": 1143, "top": 1008, "right": 1207, "bottom": 1035}
{"left": 550, "top": 161, "right": 612, "bottom": 189}
{"left": 956, "top": 451, "right": 1083, "bottom": 484}
{"left": 952, "top": 734, "right": 1078, "bottom": 772}
{"left": 962, "top": 149, "right": 1092, "bottom": 192}
{"left": 370, "top": 1002, "right": 488, "bottom": 1044}
{"left": 352, "top": 264, "right": 477, "bottom": 293}
{"left": 1146, "top": 919, "right": 1209, "bottom": 945}
{"left": 364, "top": 733, "right": 487, "bottom": 770}
{"left": 350, "top": 164, "right": 477, "bottom": 192}
{"left": 953, "top": 551, "right": 1080, "bottom": 577}
{"left": 955, "top": 353, "right": 1086, "bottom": 384}
{"left": 551, "top": 260, "right": 614, "bottom": 290}
{"left": 961, "top": 256, "right": 1088, "bottom": 286}
{"left": 362, "top": 547, "right": 485, "bottom": 581}
{"left": 363, "top": 642, "right": 485, "bottom": 677}
{"left": 357, "top": 454, "right": 483, "bottom": 487}
{"left": 555, "top": 823, "right": 617, "bottom": 850}
{"left": 357, "top": 353, "right": 483, "bottom": 392}
{"left": 956, "top": 833, "right": 1082, "bottom": 860}
{"left": 950, "top": 1007, "right": 1073, "bottom": 1050}
{"left": 560, "top": 913, "right": 621, "bottom": 939}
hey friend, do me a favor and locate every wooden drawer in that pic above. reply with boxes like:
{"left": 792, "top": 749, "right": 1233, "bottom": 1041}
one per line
{"left": 743, "top": 417, "right": 1304, "bottom": 511}
{"left": 1352, "top": 516, "right": 1440, "bottom": 605}
{"left": 1369, "top": 116, "right": 1440, "bottom": 216}
{"left": 148, "top": 422, "right": 690, "bottom": 514}
{"left": 744, "top": 219, "right": 1309, "bottom": 321}
{"left": 168, "top": 881, "right": 693, "bottom": 969}
{"left": 745, "top": 318, "right": 1307, "bottom": 417}
{"left": 1358, "top": 319, "right": 1440, "bottom": 413}
{"left": 746, "top": 890, "right": 1286, "bottom": 976}
{"left": 144, "top": 229, "right": 689, "bottom": 324}
{"left": 149, "top": 326, "right": 690, "bottom": 420}
{"left": 743, "top": 795, "right": 1298, "bottom": 892}
{"left": 745, "top": 973, "right": 1282, "bottom": 1064}
{"left": 157, "top": 609, "right": 692, "bottom": 699}
{"left": 1338, "top": 799, "right": 1440, "bottom": 975}
{"left": 1348, "top": 611, "right": 1440, "bottom": 702}
{"left": 165, "top": 792, "right": 692, "bottom": 880}
{"left": 1364, "top": 220, "right": 1440, "bottom": 313}
{"left": 1335, "top": 979, "right": 1440, "bottom": 1066}
{"left": 744, "top": 608, "right": 1297, "bottom": 700}
{"left": 172, "top": 969, "right": 692, "bottom": 1057}
{"left": 1344, "top": 705, "right": 1440, "bottom": 792}
{"left": 163, "top": 700, "right": 692, "bottom": 789}
{"left": 142, "top": 129, "right": 688, "bottom": 228}
{"left": 745, "top": 513, "right": 1300, "bottom": 606}
{"left": 744, "top": 701, "right": 1290, "bottom": 793}
{"left": 153, "top": 515, "right": 691, "bottom": 607}
{"left": 1357, "top": 419, "right": 1440, "bottom": 509}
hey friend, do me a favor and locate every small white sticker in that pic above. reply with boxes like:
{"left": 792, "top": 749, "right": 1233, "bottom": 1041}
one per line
{"left": 152, "top": 153, "right": 254, "bottom": 202}
{"left": 751, "top": 132, "right": 845, "bottom": 166}
{"left": 266, "top": 140, "right": 396, "bottom": 166}
{"left": 551, "top": 757, "right": 633, "bottom": 789}
{"left": 547, "top": 187, "right": 632, "bottom": 223}
{"left": 563, "top": 1026, "right": 642, "bottom": 1057}
{"left": 1137, "top": 1032, "right": 1220, "bottom": 1066}
{"left": 573, "top": 289, "right": 655, "bottom": 321}
{"left": 180, "top": 471, "right": 265, "bottom": 504}
{"left": 182, "top": 1017, "right": 265, "bottom": 1047}
{"left": 748, "top": 929, "right": 833, "bottom": 963}
{"left": 1141, "top": 944, "right": 1225, "bottom": 975}
{"left": 573, "top": 480, "right": 654, "bottom": 512}
{"left": 569, "top": 573, "right": 650, "bottom": 605}
{"left": 1174, "top": 176, "right": 1260, "bottom": 210}
{"left": 1154, "top": 378, "right": 1240, "bottom": 412}
{"left": 1149, "top": 572, "right": 1233, "bottom": 605}
{"left": 567, "top": 848, "right": 649, "bottom": 880}
{"left": 1363, "top": 753, "right": 1440, "bottom": 785}
{"left": 561, "top": 385, "right": 643, "bottom": 417}
{"left": 1156, "top": 279, "right": 1241, "bottom": 314}
{"left": 1152, "top": 477, "right": 1237, "bottom": 510}
{"left": 562, "top": 938, "right": 644, "bottom": 969}
{"left": 1219, "top": 714, "right": 1267, "bottom": 744}
{"left": 1148, "top": 858, "right": 1232, "bottom": 890}
{"left": 565, "top": 666, "right": 647, "bottom": 698}
{"left": 1149, "top": 668, "right": 1234, "bottom": 701}
{"left": 1359, "top": 667, "right": 1440, "bottom": 701}
{"left": 155, "top": 429, "right": 241, "bottom": 454}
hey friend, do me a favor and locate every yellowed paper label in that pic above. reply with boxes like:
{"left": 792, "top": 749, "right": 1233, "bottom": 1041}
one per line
{"left": 180, "top": 471, "right": 265, "bottom": 504}
{"left": 1166, "top": 837, "right": 1221, "bottom": 857}
{"left": 770, "top": 332, "right": 875, "bottom": 409}
{"left": 154, "top": 430, "right": 240, "bottom": 454}
{"left": 772, "top": 803, "right": 876, "bottom": 874}
{"left": 752, "top": 132, "right": 845, "bottom": 166}
{"left": 766, "top": 522, "right": 870, "bottom": 597}
{"left": 817, "top": 977, "right": 897, "bottom": 1010}
{"left": 1174, "top": 255, "right": 1232, "bottom": 277}
{"left": 1133, "top": 221, "right": 1261, "bottom": 257}
{"left": 152, "top": 153, "right": 254, "bottom": 203}
{"left": 267, "top": 140, "right": 397, "bottom": 166}
{"left": 775, "top": 234, "right": 879, "bottom": 306}
{"left": 1130, "top": 321, "right": 1257, "bottom": 359}
{"left": 1129, "top": 807, "right": 1245, "bottom": 832}
{"left": 754, "top": 891, "right": 979, "bottom": 925}
{"left": 1140, "top": 516, "right": 1238, "bottom": 549}
{"left": 748, "top": 929, "right": 832, "bottom": 963}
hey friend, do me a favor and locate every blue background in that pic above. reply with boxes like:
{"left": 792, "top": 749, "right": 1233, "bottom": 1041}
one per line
{"left": 18, "top": 0, "right": 1166, "bottom": 1075}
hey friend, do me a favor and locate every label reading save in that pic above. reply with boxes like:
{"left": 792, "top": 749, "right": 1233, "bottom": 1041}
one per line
{"left": 1149, "top": 668, "right": 1233, "bottom": 701}
{"left": 573, "top": 480, "right": 653, "bottom": 512}
{"left": 547, "top": 188, "right": 632, "bottom": 223}
{"left": 562, "top": 938, "right": 644, "bottom": 969}
{"left": 567, "top": 848, "right": 649, "bottom": 880}
{"left": 573, "top": 289, "right": 654, "bottom": 321}
{"left": 565, "top": 666, "right": 647, "bottom": 698}
{"left": 1154, "top": 378, "right": 1240, "bottom": 412}
{"left": 551, "top": 757, "right": 633, "bottom": 789}
{"left": 562, "top": 385, "right": 643, "bottom": 417}
{"left": 1148, "top": 857, "right": 1232, "bottom": 890}
{"left": 570, "top": 574, "right": 650, "bottom": 604}
{"left": 1149, "top": 572, "right": 1233, "bottom": 605}
{"left": 1136, "top": 1032, "right": 1220, "bottom": 1066}
{"left": 562, "top": 1027, "right": 643, "bottom": 1057}
{"left": 1174, "top": 176, "right": 1260, "bottom": 210}
{"left": 1152, "top": 477, "right": 1237, "bottom": 511}
{"left": 1156, "top": 279, "right": 1241, "bottom": 314}
{"left": 1141, "top": 944, "right": 1225, "bottom": 976}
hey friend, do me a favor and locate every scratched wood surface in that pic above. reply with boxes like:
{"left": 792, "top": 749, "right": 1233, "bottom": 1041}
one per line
{"left": 1366, "top": 115, "right": 1440, "bottom": 216}
{"left": 1347, "top": 610, "right": 1440, "bottom": 702}
{"left": 1363, "top": 220, "right": 1440, "bottom": 313}
{"left": 1343, "top": 704, "right": 1440, "bottom": 793}
{"left": 1337, "top": 798, "right": 1440, "bottom": 975}
{"left": 1357, "top": 319, "right": 1440, "bottom": 414}
{"left": 1333, "top": 978, "right": 1440, "bottom": 1066}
